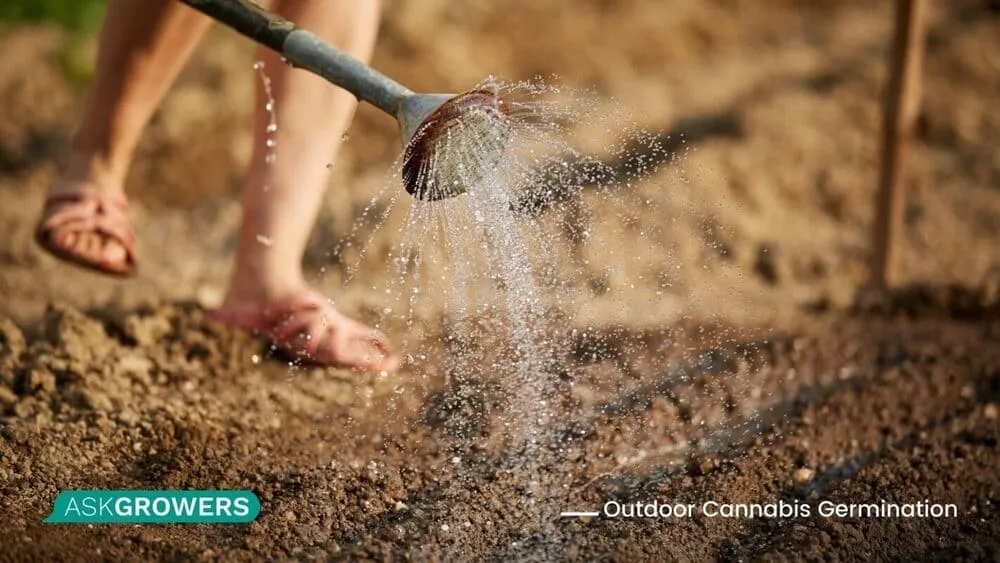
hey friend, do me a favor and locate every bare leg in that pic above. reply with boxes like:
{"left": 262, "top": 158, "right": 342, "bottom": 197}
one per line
{"left": 214, "top": 0, "right": 401, "bottom": 372}
{"left": 37, "top": 0, "right": 211, "bottom": 269}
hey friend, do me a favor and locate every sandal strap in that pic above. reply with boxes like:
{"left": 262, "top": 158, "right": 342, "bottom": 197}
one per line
{"left": 36, "top": 188, "right": 137, "bottom": 273}
{"left": 40, "top": 190, "right": 134, "bottom": 244}
{"left": 266, "top": 294, "right": 334, "bottom": 356}
{"left": 207, "top": 291, "right": 397, "bottom": 370}
{"left": 43, "top": 190, "right": 128, "bottom": 210}
{"left": 209, "top": 292, "right": 338, "bottom": 359}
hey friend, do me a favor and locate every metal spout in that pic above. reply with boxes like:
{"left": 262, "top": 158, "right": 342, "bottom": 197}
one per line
{"left": 400, "top": 90, "right": 512, "bottom": 201}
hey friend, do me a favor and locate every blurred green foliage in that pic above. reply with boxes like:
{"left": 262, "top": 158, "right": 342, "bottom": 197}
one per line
{"left": 0, "top": 0, "right": 108, "bottom": 86}
{"left": 0, "top": 0, "right": 107, "bottom": 34}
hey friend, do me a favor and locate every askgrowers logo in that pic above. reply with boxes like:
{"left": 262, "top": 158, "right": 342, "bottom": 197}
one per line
{"left": 44, "top": 490, "right": 261, "bottom": 524}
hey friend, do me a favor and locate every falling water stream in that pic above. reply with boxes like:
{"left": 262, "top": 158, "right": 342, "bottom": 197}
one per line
{"left": 351, "top": 79, "right": 632, "bottom": 451}
{"left": 254, "top": 69, "right": 768, "bottom": 558}
{"left": 330, "top": 77, "right": 696, "bottom": 555}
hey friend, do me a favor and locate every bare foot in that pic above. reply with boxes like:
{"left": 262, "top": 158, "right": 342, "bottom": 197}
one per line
{"left": 209, "top": 288, "right": 402, "bottom": 373}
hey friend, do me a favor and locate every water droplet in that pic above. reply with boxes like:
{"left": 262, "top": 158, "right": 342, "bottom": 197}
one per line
{"left": 256, "top": 234, "right": 274, "bottom": 246}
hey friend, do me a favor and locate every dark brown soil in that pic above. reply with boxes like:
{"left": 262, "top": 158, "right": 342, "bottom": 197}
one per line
{"left": 2, "top": 1, "right": 1000, "bottom": 561}
{"left": 1, "top": 293, "right": 998, "bottom": 561}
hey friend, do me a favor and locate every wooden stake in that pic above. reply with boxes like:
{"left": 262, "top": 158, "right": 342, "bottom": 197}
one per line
{"left": 870, "top": 0, "right": 929, "bottom": 288}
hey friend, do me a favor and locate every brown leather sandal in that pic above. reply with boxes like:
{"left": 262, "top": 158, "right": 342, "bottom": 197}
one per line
{"left": 34, "top": 189, "right": 138, "bottom": 278}
{"left": 207, "top": 290, "right": 402, "bottom": 372}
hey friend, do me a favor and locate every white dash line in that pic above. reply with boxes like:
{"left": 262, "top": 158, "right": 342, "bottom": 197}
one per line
{"left": 560, "top": 511, "right": 600, "bottom": 518}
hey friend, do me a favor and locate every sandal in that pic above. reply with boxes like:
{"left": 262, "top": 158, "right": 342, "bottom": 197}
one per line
{"left": 208, "top": 290, "right": 402, "bottom": 373}
{"left": 34, "top": 188, "right": 137, "bottom": 278}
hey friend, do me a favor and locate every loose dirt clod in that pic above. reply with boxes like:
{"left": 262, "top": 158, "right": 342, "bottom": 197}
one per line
{"left": 793, "top": 467, "right": 816, "bottom": 484}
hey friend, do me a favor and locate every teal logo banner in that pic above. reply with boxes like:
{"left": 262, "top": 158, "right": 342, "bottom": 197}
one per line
{"left": 44, "top": 490, "right": 260, "bottom": 524}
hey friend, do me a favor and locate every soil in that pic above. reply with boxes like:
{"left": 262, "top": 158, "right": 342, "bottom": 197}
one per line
{"left": 2, "top": 1, "right": 1000, "bottom": 561}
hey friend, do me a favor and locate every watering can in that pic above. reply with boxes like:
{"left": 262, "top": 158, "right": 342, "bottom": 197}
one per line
{"left": 180, "top": 0, "right": 510, "bottom": 200}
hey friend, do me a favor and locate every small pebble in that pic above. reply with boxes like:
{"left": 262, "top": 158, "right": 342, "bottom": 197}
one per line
{"left": 393, "top": 501, "right": 408, "bottom": 512}
{"left": 984, "top": 403, "right": 998, "bottom": 420}
{"left": 793, "top": 467, "right": 815, "bottom": 484}
{"left": 440, "top": 524, "right": 449, "bottom": 532}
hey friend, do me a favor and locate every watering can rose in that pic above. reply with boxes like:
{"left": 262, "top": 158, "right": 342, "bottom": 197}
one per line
{"left": 44, "top": 490, "right": 260, "bottom": 524}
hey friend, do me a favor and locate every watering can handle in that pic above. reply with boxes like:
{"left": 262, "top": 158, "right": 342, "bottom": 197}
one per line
{"left": 181, "top": 0, "right": 293, "bottom": 53}
{"left": 178, "top": 0, "right": 412, "bottom": 114}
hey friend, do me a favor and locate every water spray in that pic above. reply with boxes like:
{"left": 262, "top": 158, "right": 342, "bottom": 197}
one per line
{"left": 181, "top": 0, "right": 510, "bottom": 201}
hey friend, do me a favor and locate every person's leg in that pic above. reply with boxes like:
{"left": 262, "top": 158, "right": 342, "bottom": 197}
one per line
{"left": 36, "top": 0, "right": 211, "bottom": 273}
{"left": 213, "top": 0, "right": 400, "bottom": 372}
